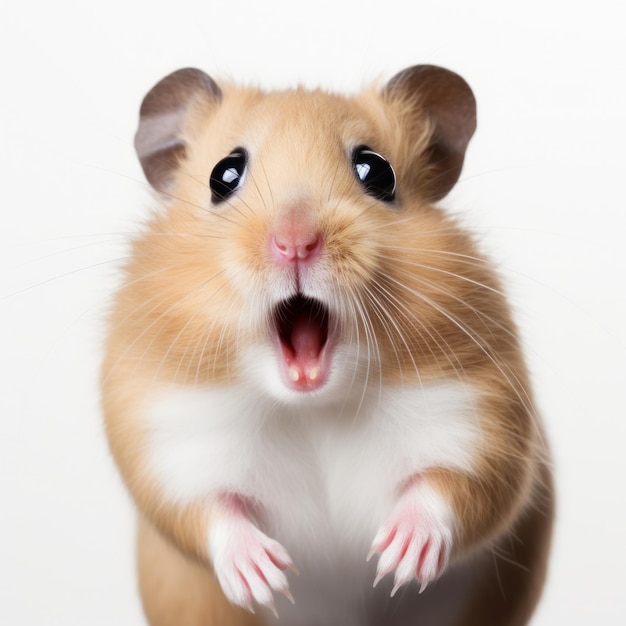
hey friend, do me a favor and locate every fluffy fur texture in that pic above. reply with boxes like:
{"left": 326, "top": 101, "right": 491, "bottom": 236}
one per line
{"left": 102, "top": 66, "right": 553, "bottom": 626}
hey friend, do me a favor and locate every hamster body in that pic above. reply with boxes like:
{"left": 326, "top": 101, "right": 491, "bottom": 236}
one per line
{"left": 102, "top": 66, "right": 553, "bottom": 626}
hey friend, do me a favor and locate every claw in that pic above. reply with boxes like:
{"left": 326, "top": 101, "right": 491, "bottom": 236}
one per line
{"left": 286, "top": 563, "right": 300, "bottom": 577}
{"left": 282, "top": 589, "right": 296, "bottom": 605}
{"left": 390, "top": 580, "right": 403, "bottom": 597}
{"left": 209, "top": 510, "right": 297, "bottom": 617}
{"left": 267, "top": 600, "right": 279, "bottom": 620}
{"left": 367, "top": 481, "right": 454, "bottom": 598}
{"left": 242, "top": 599, "right": 256, "bottom": 614}
{"left": 372, "top": 569, "right": 387, "bottom": 589}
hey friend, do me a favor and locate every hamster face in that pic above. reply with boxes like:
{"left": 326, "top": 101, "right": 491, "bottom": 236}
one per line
{"left": 125, "top": 93, "right": 477, "bottom": 402}
{"left": 195, "top": 91, "right": 415, "bottom": 400}
{"left": 120, "top": 77, "right": 508, "bottom": 408}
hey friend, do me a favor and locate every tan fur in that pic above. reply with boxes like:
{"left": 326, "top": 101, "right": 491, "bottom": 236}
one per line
{"left": 137, "top": 515, "right": 262, "bottom": 626}
{"left": 102, "top": 72, "right": 553, "bottom": 625}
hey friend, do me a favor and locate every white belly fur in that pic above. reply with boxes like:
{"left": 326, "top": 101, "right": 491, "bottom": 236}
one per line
{"left": 144, "top": 378, "right": 482, "bottom": 624}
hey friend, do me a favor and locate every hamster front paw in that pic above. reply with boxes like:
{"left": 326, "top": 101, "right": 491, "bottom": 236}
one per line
{"left": 367, "top": 479, "right": 453, "bottom": 595}
{"left": 208, "top": 498, "right": 297, "bottom": 617}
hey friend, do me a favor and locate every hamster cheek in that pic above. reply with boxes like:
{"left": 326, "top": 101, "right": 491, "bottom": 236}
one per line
{"left": 367, "top": 478, "right": 454, "bottom": 596}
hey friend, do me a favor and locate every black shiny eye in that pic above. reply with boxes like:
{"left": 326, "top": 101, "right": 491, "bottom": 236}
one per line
{"left": 352, "top": 145, "right": 396, "bottom": 203}
{"left": 209, "top": 149, "right": 247, "bottom": 203}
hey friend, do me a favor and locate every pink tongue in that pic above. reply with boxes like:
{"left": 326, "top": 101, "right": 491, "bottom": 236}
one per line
{"left": 290, "top": 315, "right": 322, "bottom": 360}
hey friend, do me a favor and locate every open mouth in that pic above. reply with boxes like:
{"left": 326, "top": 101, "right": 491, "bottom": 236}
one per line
{"left": 273, "top": 294, "right": 333, "bottom": 391}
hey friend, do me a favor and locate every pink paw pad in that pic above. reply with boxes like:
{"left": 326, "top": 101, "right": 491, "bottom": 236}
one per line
{"left": 209, "top": 499, "right": 297, "bottom": 617}
{"left": 367, "top": 481, "right": 453, "bottom": 595}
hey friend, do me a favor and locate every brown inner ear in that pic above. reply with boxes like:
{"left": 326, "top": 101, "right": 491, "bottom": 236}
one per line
{"left": 385, "top": 64, "right": 477, "bottom": 201}
{"left": 134, "top": 68, "right": 222, "bottom": 191}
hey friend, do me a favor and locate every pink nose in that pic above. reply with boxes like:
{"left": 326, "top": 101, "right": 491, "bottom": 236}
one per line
{"left": 271, "top": 230, "right": 322, "bottom": 264}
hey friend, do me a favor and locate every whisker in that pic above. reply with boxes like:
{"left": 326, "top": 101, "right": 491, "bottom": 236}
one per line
{"left": 173, "top": 281, "right": 242, "bottom": 385}
{"left": 339, "top": 293, "right": 364, "bottom": 417}
{"left": 368, "top": 278, "right": 465, "bottom": 383}
{"left": 362, "top": 283, "right": 419, "bottom": 385}
{"left": 348, "top": 289, "right": 382, "bottom": 418}
{"left": 378, "top": 246, "right": 504, "bottom": 288}
{"left": 257, "top": 160, "right": 275, "bottom": 211}
{"left": 0, "top": 234, "right": 221, "bottom": 277}
{"left": 378, "top": 272, "right": 540, "bottom": 440}
{"left": 1, "top": 257, "right": 132, "bottom": 302}
{"left": 387, "top": 264, "right": 521, "bottom": 349}
{"left": 101, "top": 268, "right": 229, "bottom": 387}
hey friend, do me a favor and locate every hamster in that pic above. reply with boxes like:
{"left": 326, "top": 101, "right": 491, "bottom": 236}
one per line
{"left": 101, "top": 65, "right": 554, "bottom": 626}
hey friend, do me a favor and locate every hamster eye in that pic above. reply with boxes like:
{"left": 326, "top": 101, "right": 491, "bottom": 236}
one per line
{"left": 352, "top": 145, "right": 396, "bottom": 203}
{"left": 209, "top": 149, "right": 248, "bottom": 203}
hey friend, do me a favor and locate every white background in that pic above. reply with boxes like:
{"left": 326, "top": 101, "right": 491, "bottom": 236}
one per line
{"left": 1, "top": 1, "right": 624, "bottom": 624}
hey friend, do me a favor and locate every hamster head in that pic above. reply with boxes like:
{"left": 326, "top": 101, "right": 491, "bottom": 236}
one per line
{"left": 124, "top": 66, "right": 489, "bottom": 405}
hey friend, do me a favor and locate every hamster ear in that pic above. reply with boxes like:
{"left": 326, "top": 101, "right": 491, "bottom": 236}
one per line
{"left": 135, "top": 68, "right": 222, "bottom": 191}
{"left": 385, "top": 65, "right": 476, "bottom": 201}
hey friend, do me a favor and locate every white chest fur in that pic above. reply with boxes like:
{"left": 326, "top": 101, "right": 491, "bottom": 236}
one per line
{"left": 144, "top": 379, "right": 481, "bottom": 623}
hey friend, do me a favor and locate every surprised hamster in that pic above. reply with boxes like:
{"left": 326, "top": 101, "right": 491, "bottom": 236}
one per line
{"left": 102, "top": 65, "right": 554, "bottom": 626}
